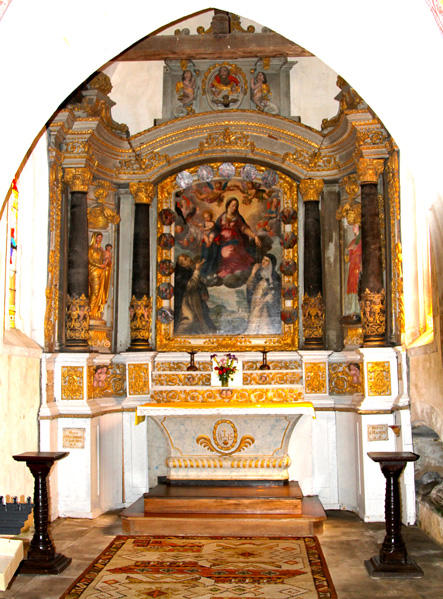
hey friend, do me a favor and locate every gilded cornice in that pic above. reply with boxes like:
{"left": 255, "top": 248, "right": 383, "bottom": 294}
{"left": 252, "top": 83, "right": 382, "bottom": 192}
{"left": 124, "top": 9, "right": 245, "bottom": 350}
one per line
{"left": 51, "top": 107, "right": 395, "bottom": 187}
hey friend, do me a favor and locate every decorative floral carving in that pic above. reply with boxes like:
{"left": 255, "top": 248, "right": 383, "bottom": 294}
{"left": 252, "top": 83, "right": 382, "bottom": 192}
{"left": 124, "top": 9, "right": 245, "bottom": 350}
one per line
{"left": 302, "top": 293, "right": 325, "bottom": 341}
{"left": 367, "top": 361, "right": 391, "bottom": 396}
{"left": 66, "top": 295, "right": 90, "bottom": 341}
{"left": 128, "top": 364, "right": 150, "bottom": 396}
{"left": 129, "top": 296, "right": 151, "bottom": 344}
{"left": 61, "top": 366, "right": 84, "bottom": 400}
{"left": 304, "top": 363, "right": 327, "bottom": 395}
{"left": 360, "top": 289, "right": 386, "bottom": 339}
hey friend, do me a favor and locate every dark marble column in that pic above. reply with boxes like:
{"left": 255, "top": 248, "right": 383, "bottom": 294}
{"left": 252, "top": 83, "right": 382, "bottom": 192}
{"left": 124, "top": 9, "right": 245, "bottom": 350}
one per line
{"left": 127, "top": 181, "right": 154, "bottom": 351}
{"left": 357, "top": 158, "right": 386, "bottom": 347}
{"left": 301, "top": 179, "right": 325, "bottom": 349}
{"left": 63, "top": 168, "right": 92, "bottom": 351}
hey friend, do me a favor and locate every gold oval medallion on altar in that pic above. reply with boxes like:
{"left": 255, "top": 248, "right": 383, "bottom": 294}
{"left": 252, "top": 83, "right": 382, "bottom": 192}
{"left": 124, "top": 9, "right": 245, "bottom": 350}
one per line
{"left": 213, "top": 419, "right": 238, "bottom": 452}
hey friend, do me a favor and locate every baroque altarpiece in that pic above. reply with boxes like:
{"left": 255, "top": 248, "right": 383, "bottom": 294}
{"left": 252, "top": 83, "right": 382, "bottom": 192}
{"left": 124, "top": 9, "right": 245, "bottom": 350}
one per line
{"left": 39, "top": 15, "right": 411, "bottom": 522}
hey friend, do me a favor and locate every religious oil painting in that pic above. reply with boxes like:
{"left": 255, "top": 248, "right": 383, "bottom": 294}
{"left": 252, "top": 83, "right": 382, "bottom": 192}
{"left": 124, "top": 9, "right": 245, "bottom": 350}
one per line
{"left": 156, "top": 164, "right": 299, "bottom": 352}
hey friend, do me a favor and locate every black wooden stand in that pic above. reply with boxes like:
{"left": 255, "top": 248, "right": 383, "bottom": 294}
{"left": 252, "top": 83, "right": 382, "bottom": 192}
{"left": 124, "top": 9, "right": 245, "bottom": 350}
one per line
{"left": 365, "top": 452, "right": 423, "bottom": 578}
{"left": 13, "top": 452, "right": 72, "bottom": 574}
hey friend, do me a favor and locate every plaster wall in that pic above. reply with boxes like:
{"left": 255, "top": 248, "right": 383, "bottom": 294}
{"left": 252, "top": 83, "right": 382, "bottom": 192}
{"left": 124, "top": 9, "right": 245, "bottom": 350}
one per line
{"left": 0, "top": 354, "right": 40, "bottom": 499}
{"left": 105, "top": 56, "right": 339, "bottom": 137}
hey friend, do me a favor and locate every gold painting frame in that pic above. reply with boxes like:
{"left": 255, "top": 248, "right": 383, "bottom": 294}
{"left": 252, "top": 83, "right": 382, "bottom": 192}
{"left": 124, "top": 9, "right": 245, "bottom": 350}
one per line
{"left": 155, "top": 163, "right": 299, "bottom": 352}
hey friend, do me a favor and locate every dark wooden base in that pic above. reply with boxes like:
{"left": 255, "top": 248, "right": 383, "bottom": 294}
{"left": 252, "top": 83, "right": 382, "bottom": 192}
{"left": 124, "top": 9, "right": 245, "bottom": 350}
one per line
{"left": 365, "top": 555, "right": 424, "bottom": 579}
{"left": 121, "top": 482, "right": 326, "bottom": 537}
{"left": 18, "top": 553, "right": 72, "bottom": 575}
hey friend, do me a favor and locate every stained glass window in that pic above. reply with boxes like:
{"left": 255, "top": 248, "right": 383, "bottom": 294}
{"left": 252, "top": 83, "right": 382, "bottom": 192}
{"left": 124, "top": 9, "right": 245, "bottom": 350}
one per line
{"left": 8, "top": 179, "right": 18, "bottom": 328}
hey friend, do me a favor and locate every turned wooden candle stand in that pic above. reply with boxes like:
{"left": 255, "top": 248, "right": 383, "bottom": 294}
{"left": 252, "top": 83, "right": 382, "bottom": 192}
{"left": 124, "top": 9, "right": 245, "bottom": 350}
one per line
{"left": 12, "top": 452, "right": 72, "bottom": 575}
{"left": 365, "top": 452, "right": 423, "bottom": 579}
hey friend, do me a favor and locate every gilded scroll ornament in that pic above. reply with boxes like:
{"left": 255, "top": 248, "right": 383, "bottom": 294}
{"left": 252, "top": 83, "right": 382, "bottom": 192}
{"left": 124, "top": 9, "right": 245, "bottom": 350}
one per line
{"left": 66, "top": 295, "right": 90, "bottom": 341}
{"left": 336, "top": 174, "right": 361, "bottom": 224}
{"left": 63, "top": 168, "right": 93, "bottom": 193}
{"left": 88, "top": 72, "right": 113, "bottom": 96}
{"left": 44, "top": 161, "right": 63, "bottom": 350}
{"left": 360, "top": 289, "right": 386, "bottom": 338}
{"left": 129, "top": 296, "right": 152, "bottom": 344}
{"left": 152, "top": 373, "right": 211, "bottom": 386}
{"left": 120, "top": 151, "right": 170, "bottom": 173}
{"left": 343, "top": 326, "right": 363, "bottom": 348}
{"left": 155, "top": 361, "right": 211, "bottom": 372}
{"left": 88, "top": 329, "right": 111, "bottom": 349}
{"left": 196, "top": 419, "right": 255, "bottom": 456}
{"left": 243, "top": 372, "right": 302, "bottom": 385}
{"left": 356, "top": 158, "right": 384, "bottom": 184}
{"left": 87, "top": 363, "right": 126, "bottom": 399}
{"left": 394, "top": 242, "right": 405, "bottom": 334}
{"left": 329, "top": 362, "right": 363, "bottom": 395}
{"left": 129, "top": 181, "right": 155, "bottom": 205}
{"left": 243, "top": 359, "right": 302, "bottom": 371}
{"left": 128, "top": 363, "right": 150, "bottom": 396}
{"left": 305, "top": 363, "right": 327, "bottom": 395}
{"left": 230, "top": 14, "right": 255, "bottom": 33}
{"left": 299, "top": 179, "right": 324, "bottom": 202}
{"left": 321, "top": 76, "right": 364, "bottom": 131}
{"left": 87, "top": 185, "right": 120, "bottom": 230}
{"left": 61, "top": 366, "right": 84, "bottom": 400}
{"left": 198, "top": 128, "right": 255, "bottom": 154}
{"left": 151, "top": 387, "right": 304, "bottom": 404}
{"left": 367, "top": 361, "right": 391, "bottom": 396}
{"left": 356, "top": 128, "right": 388, "bottom": 147}
{"left": 302, "top": 293, "right": 325, "bottom": 340}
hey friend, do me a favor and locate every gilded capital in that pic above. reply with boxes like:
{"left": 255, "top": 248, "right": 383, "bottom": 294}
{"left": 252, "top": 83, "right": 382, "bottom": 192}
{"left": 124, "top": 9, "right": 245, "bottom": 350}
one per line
{"left": 129, "top": 181, "right": 155, "bottom": 205}
{"left": 299, "top": 179, "right": 324, "bottom": 202}
{"left": 356, "top": 158, "right": 384, "bottom": 184}
{"left": 64, "top": 168, "right": 93, "bottom": 192}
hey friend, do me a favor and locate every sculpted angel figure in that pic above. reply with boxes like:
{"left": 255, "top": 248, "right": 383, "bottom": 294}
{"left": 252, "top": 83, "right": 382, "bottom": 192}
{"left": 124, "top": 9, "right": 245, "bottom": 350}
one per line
{"left": 251, "top": 71, "right": 271, "bottom": 111}
{"left": 176, "top": 69, "right": 196, "bottom": 106}
{"left": 88, "top": 232, "right": 112, "bottom": 319}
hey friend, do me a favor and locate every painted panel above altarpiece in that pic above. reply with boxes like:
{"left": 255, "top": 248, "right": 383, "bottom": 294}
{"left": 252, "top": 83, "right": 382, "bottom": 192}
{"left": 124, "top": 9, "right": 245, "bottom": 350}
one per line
{"left": 155, "top": 163, "right": 299, "bottom": 352}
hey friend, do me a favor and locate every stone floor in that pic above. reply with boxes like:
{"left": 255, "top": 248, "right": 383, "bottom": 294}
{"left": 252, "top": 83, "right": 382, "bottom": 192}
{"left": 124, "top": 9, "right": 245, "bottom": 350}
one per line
{"left": 1, "top": 510, "right": 442, "bottom": 598}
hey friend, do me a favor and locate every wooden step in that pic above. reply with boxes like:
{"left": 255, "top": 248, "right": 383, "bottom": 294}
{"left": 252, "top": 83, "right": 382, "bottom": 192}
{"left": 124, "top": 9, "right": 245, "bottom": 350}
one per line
{"left": 143, "top": 482, "right": 303, "bottom": 515}
{"left": 121, "top": 483, "right": 327, "bottom": 537}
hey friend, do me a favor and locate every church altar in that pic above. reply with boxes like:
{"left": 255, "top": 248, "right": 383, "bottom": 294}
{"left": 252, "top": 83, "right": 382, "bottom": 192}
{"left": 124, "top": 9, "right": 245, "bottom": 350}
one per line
{"left": 39, "top": 347, "right": 416, "bottom": 528}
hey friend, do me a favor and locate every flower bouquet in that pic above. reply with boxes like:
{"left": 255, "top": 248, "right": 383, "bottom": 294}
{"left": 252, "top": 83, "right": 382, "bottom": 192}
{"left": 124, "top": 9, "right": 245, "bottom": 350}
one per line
{"left": 211, "top": 353, "right": 238, "bottom": 387}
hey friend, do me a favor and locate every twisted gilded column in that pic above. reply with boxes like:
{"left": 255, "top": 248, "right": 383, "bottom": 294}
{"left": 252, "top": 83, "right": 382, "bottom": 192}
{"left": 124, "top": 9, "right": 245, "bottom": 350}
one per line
{"left": 301, "top": 179, "right": 325, "bottom": 349}
{"left": 63, "top": 168, "right": 92, "bottom": 351}
{"left": 357, "top": 158, "right": 386, "bottom": 347}
{"left": 127, "top": 182, "right": 154, "bottom": 351}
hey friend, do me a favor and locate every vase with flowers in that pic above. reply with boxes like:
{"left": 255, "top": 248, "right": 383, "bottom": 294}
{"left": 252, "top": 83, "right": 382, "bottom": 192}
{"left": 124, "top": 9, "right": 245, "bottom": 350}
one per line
{"left": 211, "top": 353, "right": 238, "bottom": 387}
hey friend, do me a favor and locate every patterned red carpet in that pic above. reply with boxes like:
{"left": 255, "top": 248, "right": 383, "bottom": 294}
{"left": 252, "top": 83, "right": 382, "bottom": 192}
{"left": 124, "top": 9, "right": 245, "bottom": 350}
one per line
{"left": 60, "top": 535, "right": 336, "bottom": 599}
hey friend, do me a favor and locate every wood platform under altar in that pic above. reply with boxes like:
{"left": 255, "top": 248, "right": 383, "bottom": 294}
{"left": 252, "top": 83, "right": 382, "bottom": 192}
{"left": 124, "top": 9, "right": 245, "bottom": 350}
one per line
{"left": 121, "top": 481, "right": 326, "bottom": 536}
